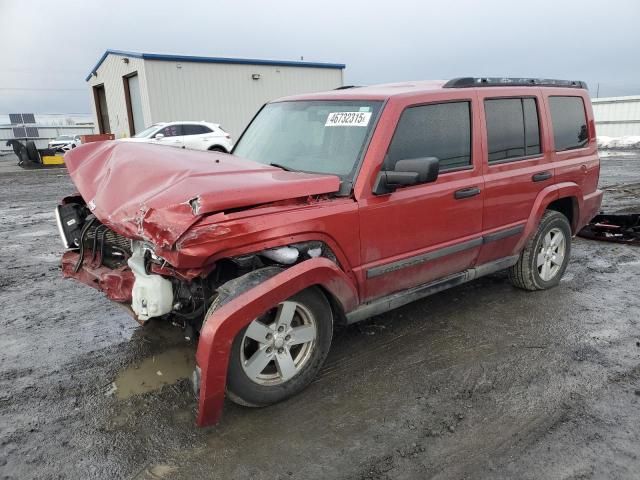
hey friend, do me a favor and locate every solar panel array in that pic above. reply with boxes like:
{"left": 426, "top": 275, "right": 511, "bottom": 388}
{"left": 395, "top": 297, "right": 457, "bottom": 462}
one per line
{"left": 8, "top": 113, "right": 36, "bottom": 124}
{"left": 11, "top": 127, "right": 40, "bottom": 138}
{"left": 25, "top": 127, "right": 39, "bottom": 138}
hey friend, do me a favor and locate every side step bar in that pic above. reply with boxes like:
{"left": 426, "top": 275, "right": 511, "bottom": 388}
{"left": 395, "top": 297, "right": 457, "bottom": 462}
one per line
{"left": 346, "top": 255, "right": 519, "bottom": 324}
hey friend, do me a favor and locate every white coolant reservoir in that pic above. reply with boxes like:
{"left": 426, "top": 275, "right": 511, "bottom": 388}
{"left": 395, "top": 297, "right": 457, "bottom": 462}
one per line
{"left": 128, "top": 243, "right": 174, "bottom": 321}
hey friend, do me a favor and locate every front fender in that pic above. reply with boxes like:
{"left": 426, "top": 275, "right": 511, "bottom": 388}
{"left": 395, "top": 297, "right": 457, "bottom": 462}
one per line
{"left": 195, "top": 257, "right": 358, "bottom": 426}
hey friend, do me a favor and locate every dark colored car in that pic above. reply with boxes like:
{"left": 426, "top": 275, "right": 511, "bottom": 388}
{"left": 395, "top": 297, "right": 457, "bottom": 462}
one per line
{"left": 56, "top": 77, "right": 602, "bottom": 426}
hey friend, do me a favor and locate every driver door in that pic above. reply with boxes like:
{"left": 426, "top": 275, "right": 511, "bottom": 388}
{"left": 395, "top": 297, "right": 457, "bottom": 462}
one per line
{"left": 357, "top": 97, "right": 484, "bottom": 301}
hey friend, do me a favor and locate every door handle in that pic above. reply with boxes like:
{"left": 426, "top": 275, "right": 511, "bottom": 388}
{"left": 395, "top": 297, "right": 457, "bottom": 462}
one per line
{"left": 532, "top": 171, "right": 552, "bottom": 182}
{"left": 454, "top": 186, "right": 481, "bottom": 199}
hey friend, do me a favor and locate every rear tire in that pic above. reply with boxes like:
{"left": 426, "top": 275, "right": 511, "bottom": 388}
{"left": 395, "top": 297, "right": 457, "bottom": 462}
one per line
{"left": 25, "top": 141, "right": 40, "bottom": 163}
{"left": 509, "top": 210, "right": 571, "bottom": 291}
{"left": 208, "top": 145, "right": 227, "bottom": 153}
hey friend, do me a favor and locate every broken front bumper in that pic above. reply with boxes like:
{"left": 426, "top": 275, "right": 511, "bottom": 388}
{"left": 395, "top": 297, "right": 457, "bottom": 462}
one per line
{"left": 61, "top": 251, "right": 134, "bottom": 303}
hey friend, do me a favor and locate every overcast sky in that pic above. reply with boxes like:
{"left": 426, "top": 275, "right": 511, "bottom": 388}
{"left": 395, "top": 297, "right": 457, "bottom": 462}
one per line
{"left": 1, "top": 0, "right": 639, "bottom": 114}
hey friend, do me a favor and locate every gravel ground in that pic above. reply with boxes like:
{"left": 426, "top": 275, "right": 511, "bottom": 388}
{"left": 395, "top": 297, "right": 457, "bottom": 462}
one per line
{"left": 1, "top": 152, "right": 639, "bottom": 480}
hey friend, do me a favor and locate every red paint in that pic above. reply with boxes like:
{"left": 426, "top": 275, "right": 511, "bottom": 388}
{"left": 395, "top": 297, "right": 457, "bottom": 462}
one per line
{"left": 60, "top": 81, "right": 602, "bottom": 427}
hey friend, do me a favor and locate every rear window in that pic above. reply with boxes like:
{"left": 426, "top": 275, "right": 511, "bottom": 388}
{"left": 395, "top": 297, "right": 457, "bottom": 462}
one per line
{"left": 182, "top": 124, "right": 211, "bottom": 135}
{"left": 386, "top": 101, "right": 472, "bottom": 172}
{"left": 549, "top": 96, "right": 588, "bottom": 151}
{"left": 485, "top": 98, "right": 541, "bottom": 163}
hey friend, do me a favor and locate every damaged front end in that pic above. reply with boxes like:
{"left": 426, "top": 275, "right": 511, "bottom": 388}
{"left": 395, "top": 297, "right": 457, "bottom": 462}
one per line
{"left": 56, "top": 200, "right": 208, "bottom": 325}
{"left": 55, "top": 141, "right": 348, "bottom": 425}
{"left": 57, "top": 194, "right": 340, "bottom": 335}
{"left": 56, "top": 142, "right": 341, "bottom": 329}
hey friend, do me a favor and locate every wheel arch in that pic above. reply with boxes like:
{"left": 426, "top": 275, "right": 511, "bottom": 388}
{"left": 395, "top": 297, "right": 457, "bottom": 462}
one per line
{"left": 200, "top": 234, "right": 357, "bottom": 283}
{"left": 207, "top": 144, "right": 228, "bottom": 152}
{"left": 513, "top": 182, "right": 584, "bottom": 254}
{"left": 195, "top": 257, "right": 358, "bottom": 426}
{"left": 316, "top": 284, "right": 348, "bottom": 326}
{"left": 547, "top": 195, "right": 580, "bottom": 233}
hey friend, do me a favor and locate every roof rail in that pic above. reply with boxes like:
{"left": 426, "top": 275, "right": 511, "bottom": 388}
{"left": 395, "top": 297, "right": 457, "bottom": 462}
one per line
{"left": 443, "top": 77, "right": 588, "bottom": 89}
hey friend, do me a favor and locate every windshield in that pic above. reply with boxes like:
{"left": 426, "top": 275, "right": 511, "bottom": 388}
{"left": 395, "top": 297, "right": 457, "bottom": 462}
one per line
{"left": 55, "top": 135, "right": 73, "bottom": 141}
{"left": 233, "top": 100, "right": 383, "bottom": 180}
{"left": 133, "top": 124, "right": 162, "bottom": 138}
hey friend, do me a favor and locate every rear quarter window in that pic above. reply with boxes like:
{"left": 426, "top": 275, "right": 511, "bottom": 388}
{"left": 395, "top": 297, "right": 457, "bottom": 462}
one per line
{"left": 549, "top": 96, "right": 588, "bottom": 151}
{"left": 182, "top": 125, "right": 211, "bottom": 135}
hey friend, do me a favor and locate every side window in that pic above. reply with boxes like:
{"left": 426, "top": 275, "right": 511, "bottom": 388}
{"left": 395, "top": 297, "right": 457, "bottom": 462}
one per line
{"left": 485, "top": 97, "right": 541, "bottom": 163}
{"left": 159, "top": 125, "right": 182, "bottom": 137}
{"left": 549, "top": 96, "right": 588, "bottom": 151}
{"left": 182, "top": 124, "right": 210, "bottom": 135}
{"left": 386, "top": 101, "right": 471, "bottom": 172}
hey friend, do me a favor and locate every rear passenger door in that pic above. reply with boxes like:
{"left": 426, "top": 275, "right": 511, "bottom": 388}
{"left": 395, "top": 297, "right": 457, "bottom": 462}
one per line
{"left": 358, "top": 99, "right": 484, "bottom": 301}
{"left": 476, "top": 92, "right": 553, "bottom": 265}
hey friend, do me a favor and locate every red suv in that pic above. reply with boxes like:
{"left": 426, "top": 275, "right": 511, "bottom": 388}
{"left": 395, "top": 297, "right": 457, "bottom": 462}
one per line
{"left": 56, "top": 77, "right": 602, "bottom": 426}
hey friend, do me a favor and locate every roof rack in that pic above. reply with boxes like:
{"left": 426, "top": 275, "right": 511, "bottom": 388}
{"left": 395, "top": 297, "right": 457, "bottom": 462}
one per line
{"left": 443, "top": 77, "right": 588, "bottom": 89}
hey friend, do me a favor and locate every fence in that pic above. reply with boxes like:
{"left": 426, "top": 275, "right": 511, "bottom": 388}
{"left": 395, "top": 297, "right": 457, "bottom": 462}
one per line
{"left": 592, "top": 96, "right": 640, "bottom": 137}
{"left": 0, "top": 124, "right": 96, "bottom": 151}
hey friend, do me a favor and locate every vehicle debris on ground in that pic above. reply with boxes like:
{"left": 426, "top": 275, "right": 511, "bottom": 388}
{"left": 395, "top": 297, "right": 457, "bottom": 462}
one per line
{"left": 578, "top": 213, "right": 640, "bottom": 245}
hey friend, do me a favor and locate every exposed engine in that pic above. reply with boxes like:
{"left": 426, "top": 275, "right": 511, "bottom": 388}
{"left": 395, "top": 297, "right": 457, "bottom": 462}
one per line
{"left": 56, "top": 201, "right": 336, "bottom": 335}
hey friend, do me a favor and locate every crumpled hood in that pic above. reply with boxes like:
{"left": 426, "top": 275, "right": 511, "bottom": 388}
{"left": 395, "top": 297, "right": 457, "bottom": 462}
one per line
{"left": 64, "top": 141, "right": 340, "bottom": 248}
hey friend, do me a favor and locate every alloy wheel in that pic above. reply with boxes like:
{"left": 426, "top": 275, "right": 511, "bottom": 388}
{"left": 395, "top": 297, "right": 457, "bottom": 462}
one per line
{"left": 537, "top": 227, "right": 566, "bottom": 281}
{"left": 240, "top": 301, "right": 317, "bottom": 385}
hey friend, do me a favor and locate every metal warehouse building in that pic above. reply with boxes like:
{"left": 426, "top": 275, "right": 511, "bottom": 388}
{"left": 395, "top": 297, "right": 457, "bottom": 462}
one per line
{"left": 86, "top": 49, "right": 345, "bottom": 139}
{"left": 592, "top": 95, "right": 640, "bottom": 137}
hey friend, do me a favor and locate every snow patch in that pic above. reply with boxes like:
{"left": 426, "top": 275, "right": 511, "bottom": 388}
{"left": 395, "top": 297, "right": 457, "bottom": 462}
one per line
{"left": 597, "top": 135, "right": 640, "bottom": 150}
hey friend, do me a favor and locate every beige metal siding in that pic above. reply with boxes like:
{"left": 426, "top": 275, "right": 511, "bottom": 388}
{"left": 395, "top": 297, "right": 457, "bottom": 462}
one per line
{"left": 87, "top": 55, "right": 151, "bottom": 138}
{"left": 144, "top": 60, "right": 343, "bottom": 138}
{"left": 592, "top": 96, "right": 640, "bottom": 137}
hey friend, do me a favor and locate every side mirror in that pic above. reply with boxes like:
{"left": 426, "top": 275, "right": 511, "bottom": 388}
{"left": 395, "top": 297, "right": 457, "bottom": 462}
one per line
{"left": 373, "top": 157, "right": 439, "bottom": 195}
{"left": 154, "top": 133, "right": 165, "bottom": 140}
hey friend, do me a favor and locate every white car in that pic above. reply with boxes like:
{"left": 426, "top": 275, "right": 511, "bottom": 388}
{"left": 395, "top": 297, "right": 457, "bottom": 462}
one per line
{"left": 121, "top": 121, "right": 233, "bottom": 152}
{"left": 49, "top": 135, "right": 81, "bottom": 151}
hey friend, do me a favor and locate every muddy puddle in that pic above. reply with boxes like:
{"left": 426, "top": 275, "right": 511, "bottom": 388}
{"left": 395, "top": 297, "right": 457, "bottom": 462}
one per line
{"left": 113, "top": 346, "right": 196, "bottom": 399}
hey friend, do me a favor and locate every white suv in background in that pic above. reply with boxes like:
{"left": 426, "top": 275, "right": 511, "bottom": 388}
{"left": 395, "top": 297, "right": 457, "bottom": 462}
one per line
{"left": 121, "top": 121, "right": 233, "bottom": 152}
{"left": 48, "top": 135, "right": 82, "bottom": 151}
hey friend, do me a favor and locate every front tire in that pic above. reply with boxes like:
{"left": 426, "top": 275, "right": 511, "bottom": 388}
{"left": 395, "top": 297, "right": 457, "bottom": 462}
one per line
{"left": 509, "top": 210, "right": 572, "bottom": 291}
{"left": 217, "top": 286, "right": 333, "bottom": 407}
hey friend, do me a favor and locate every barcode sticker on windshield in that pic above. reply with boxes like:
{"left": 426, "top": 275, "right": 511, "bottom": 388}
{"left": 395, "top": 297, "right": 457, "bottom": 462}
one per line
{"left": 325, "top": 111, "right": 372, "bottom": 127}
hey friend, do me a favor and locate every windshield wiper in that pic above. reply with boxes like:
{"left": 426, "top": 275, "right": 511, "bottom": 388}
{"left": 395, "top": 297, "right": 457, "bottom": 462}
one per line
{"left": 269, "top": 162, "right": 298, "bottom": 172}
